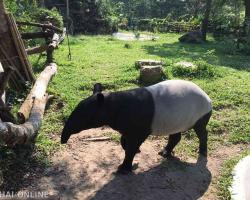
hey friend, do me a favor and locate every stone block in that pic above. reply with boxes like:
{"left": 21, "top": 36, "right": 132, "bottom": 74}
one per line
{"left": 136, "top": 59, "right": 163, "bottom": 68}
{"left": 140, "top": 65, "right": 163, "bottom": 84}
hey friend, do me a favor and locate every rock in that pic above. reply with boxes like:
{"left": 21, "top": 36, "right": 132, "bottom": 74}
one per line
{"left": 136, "top": 59, "right": 163, "bottom": 68}
{"left": 140, "top": 65, "right": 163, "bottom": 84}
{"left": 179, "top": 31, "right": 203, "bottom": 43}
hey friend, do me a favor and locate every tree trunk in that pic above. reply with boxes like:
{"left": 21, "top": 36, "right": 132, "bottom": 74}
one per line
{"left": 38, "top": 0, "right": 45, "bottom": 7}
{"left": 17, "top": 63, "right": 57, "bottom": 124}
{"left": 244, "top": 0, "right": 250, "bottom": 35}
{"left": 201, "top": 0, "right": 212, "bottom": 41}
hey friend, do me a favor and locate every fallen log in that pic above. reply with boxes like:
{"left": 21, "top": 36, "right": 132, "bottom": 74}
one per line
{"left": 16, "top": 21, "right": 63, "bottom": 33}
{"left": 0, "top": 93, "right": 49, "bottom": 146}
{"left": 17, "top": 63, "right": 57, "bottom": 123}
{"left": 26, "top": 44, "right": 48, "bottom": 55}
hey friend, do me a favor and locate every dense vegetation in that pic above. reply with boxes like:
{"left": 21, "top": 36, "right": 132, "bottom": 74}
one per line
{"left": 6, "top": 0, "right": 247, "bottom": 34}
{"left": 5, "top": 0, "right": 250, "bottom": 51}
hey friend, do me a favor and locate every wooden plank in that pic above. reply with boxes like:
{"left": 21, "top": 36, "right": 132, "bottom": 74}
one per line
{"left": 26, "top": 44, "right": 48, "bottom": 55}
{"left": 0, "top": 45, "right": 26, "bottom": 83}
{"left": 9, "top": 14, "right": 35, "bottom": 81}
{"left": 6, "top": 14, "right": 31, "bottom": 81}
{"left": 21, "top": 31, "right": 53, "bottom": 39}
{"left": 6, "top": 13, "right": 35, "bottom": 82}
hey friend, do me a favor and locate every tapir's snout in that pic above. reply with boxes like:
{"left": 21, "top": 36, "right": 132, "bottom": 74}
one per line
{"left": 61, "top": 130, "right": 70, "bottom": 144}
{"left": 60, "top": 116, "right": 83, "bottom": 144}
{"left": 60, "top": 124, "right": 72, "bottom": 144}
{"left": 61, "top": 134, "right": 69, "bottom": 144}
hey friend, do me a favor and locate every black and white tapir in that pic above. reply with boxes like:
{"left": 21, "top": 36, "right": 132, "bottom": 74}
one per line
{"left": 61, "top": 80, "right": 212, "bottom": 174}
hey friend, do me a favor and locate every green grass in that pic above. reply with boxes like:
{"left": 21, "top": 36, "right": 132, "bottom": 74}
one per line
{"left": 217, "top": 150, "right": 250, "bottom": 200}
{"left": 1, "top": 32, "right": 249, "bottom": 196}
{"left": 30, "top": 33, "right": 250, "bottom": 156}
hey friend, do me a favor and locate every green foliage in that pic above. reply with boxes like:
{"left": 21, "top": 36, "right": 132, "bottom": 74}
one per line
{"left": 28, "top": 33, "right": 250, "bottom": 155}
{"left": 4, "top": 0, "right": 63, "bottom": 29}
{"left": 4, "top": 0, "right": 18, "bottom": 13}
{"left": 212, "top": 0, "right": 245, "bottom": 35}
{"left": 30, "top": 7, "right": 63, "bottom": 28}
{"left": 61, "top": 0, "right": 118, "bottom": 34}
{"left": 172, "top": 60, "right": 220, "bottom": 79}
{"left": 136, "top": 18, "right": 200, "bottom": 33}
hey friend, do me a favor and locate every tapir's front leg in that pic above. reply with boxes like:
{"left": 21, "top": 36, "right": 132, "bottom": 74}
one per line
{"left": 120, "top": 135, "right": 141, "bottom": 153}
{"left": 117, "top": 133, "right": 148, "bottom": 174}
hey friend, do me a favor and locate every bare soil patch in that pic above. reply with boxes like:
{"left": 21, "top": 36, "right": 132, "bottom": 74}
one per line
{"left": 24, "top": 128, "right": 246, "bottom": 200}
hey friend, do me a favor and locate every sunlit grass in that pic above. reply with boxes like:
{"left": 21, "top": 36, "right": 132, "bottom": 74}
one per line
{"left": 18, "top": 32, "right": 250, "bottom": 197}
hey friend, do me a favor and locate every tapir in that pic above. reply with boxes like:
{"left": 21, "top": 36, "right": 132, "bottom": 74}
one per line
{"left": 61, "top": 80, "right": 212, "bottom": 174}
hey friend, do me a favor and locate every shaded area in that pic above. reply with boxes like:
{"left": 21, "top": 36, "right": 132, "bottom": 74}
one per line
{"left": 92, "top": 156, "right": 211, "bottom": 200}
{"left": 0, "top": 144, "right": 47, "bottom": 192}
{"left": 22, "top": 130, "right": 212, "bottom": 200}
{"left": 142, "top": 41, "right": 250, "bottom": 72}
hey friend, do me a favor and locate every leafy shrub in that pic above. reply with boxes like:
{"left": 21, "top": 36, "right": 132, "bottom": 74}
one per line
{"left": 136, "top": 18, "right": 200, "bottom": 33}
{"left": 5, "top": 1, "right": 63, "bottom": 29}
{"left": 118, "top": 17, "right": 129, "bottom": 30}
{"left": 31, "top": 7, "right": 63, "bottom": 28}
{"left": 172, "top": 60, "right": 220, "bottom": 79}
{"left": 124, "top": 43, "right": 132, "bottom": 48}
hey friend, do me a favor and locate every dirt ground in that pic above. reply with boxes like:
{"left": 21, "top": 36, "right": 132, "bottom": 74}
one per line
{"left": 24, "top": 128, "right": 245, "bottom": 200}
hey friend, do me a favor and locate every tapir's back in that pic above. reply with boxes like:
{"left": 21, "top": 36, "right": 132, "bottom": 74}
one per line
{"left": 145, "top": 80, "right": 212, "bottom": 135}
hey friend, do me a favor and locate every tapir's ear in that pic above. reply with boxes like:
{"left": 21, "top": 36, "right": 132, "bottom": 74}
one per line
{"left": 93, "top": 83, "right": 103, "bottom": 94}
{"left": 96, "top": 93, "right": 104, "bottom": 104}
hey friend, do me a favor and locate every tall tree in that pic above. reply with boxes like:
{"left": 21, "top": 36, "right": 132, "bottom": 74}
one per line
{"left": 244, "top": 0, "right": 250, "bottom": 35}
{"left": 201, "top": 0, "right": 212, "bottom": 41}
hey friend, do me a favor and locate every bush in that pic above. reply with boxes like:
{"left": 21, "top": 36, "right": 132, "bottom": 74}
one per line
{"left": 172, "top": 60, "right": 220, "bottom": 79}
{"left": 31, "top": 7, "right": 63, "bottom": 28}
{"left": 5, "top": 1, "right": 63, "bottom": 29}
{"left": 136, "top": 18, "right": 200, "bottom": 33}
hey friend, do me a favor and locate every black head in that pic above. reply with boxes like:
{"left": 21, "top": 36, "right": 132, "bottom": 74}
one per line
{"left": 61, "top": 83, "right": 106, "bottom": 144}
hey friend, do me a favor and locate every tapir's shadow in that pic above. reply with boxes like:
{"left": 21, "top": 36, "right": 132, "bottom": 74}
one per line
{"left": 90, "top": 155, "right": 211, "bottom": 200}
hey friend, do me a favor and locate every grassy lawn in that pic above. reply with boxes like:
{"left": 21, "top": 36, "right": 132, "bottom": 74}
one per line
{"left": 1, "top": 33, "right": 249, "bottom": 197}
{"left": 35, "top": 33, "right": 250, "bottom": 148}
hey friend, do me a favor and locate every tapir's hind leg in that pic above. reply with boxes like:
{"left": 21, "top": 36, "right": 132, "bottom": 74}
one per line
{"left": 158, "top": 133, "right": 181, "bottom": 158}
{"left": 193, "top": 111, "right": 212, "bottom": 156}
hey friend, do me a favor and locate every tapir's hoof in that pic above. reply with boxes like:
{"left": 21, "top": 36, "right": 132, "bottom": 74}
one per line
{"left": 116, "top": 164, "right": 132, "bottom": 175}
{"left": 158, "top": 150, "right": 174, "bottom": 159}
